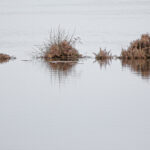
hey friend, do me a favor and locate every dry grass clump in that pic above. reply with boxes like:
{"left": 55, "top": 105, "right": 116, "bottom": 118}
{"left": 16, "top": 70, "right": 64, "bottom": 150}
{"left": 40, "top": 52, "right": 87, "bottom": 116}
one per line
{"left": 94, "top": 48, "right": 112, "bottom": 60}
{"left": 41, "top": 29, "right": 82, "bottom": 61}
{"left": 122, "top": 59, "right": 150, "bottom": 78}
{"left": 0, "top": 53, "right": 11, "bottom": 63}
{"left": 120, "top": 34, "right": 150, "bottom": 59}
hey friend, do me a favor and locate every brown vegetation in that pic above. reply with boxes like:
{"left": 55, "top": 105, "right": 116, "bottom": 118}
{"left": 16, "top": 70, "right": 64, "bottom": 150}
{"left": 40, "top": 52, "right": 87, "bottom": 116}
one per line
{"left": 122, "top": 59, "right": 150, "bottom": 78}
{"left": 0, "top": 53, "right": 11, "bottom": 63}
{"left": 41, "top": 29, "right": 82, "bottom": 61}
{"left": 120, "top": 34, "right": 150, "bottom": 59}
{"left": 94, "top": 48, "right": 112, "bottom": 60}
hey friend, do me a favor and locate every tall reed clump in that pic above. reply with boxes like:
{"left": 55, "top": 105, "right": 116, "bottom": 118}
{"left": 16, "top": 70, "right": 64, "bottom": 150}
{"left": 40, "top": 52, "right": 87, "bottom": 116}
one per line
{"left": 0, "top": 53, "right": 11, "bottom": 63}
{"left": 41, "top": 29, "right": 82, "bottom": 61}
{"left": 94, "top": 48, "right": 112, "bottom": 60}
{"left": 120, "top": 34, "right": 150, "bottom": 59}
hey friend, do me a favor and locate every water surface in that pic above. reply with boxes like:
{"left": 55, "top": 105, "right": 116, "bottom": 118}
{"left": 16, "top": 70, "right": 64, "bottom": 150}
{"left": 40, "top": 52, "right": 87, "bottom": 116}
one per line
{"left": 0, "top": 0, "right": 150, "bottom": 149}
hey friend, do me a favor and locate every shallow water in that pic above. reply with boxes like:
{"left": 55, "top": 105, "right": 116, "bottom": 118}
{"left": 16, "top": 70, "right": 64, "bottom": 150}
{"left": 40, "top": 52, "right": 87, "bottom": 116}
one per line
{"left": 0, "top": 0, "right": 150, "bottom": 150}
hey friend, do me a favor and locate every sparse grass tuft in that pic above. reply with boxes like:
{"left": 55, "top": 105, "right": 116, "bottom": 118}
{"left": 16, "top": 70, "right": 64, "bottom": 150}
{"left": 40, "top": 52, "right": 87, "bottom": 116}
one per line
{"left": 40, "top": 29, "right": 82, "bottom": 61}
{"left": 94, "top": 48, "right": 112, "bottom": 60}
{"left": 120, "top": 34, "right": 150, "bottom": 59}
{"left": 0, "top": 53, "right": 11, "bottom": 63}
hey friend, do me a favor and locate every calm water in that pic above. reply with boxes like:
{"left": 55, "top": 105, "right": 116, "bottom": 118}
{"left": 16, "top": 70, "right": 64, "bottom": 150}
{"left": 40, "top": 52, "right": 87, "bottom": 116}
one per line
{"left": 0, "top": 0, "right": 150, "bottom": 150}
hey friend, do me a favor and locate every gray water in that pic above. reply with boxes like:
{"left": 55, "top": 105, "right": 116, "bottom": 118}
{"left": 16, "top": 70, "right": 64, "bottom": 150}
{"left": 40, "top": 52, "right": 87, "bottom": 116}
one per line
{"left": 0, "top": 0, "right": 150, "bottom": 150}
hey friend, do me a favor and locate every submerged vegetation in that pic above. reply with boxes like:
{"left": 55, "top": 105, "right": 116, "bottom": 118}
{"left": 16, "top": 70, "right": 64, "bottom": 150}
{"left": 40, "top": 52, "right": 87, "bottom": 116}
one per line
{"left": 40, "top": 29, "right": 82, "bottom": 61}
{"left": 121, "top": 59, "right": 150, "bottom": 79}
{"left": 94, "top": 48, "right": 112, "bottom": 60}
{"left": 120, "top": 34, "right": 150, "bottom": 59}
{"left": 0, "top": 53, "right": 12, "bottom": 63}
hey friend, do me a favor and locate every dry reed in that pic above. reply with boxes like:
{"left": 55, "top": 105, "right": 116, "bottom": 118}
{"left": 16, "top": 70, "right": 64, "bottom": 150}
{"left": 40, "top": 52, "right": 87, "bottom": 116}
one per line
{"left": 0, "top": 53, "right": 11, "bottom": 63}
{"left": 94, "top": 48, "right": 112, "bottom": 60}
{"left": 40, "top": 29, "right": 82, "bottom": 61}
{"left": 120, "top": 34, "right": 150, "bottom": 59}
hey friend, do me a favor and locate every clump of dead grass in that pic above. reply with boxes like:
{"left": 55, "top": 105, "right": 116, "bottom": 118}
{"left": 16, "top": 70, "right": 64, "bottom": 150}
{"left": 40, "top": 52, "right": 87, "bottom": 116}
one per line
{"left": 120, "top": 34, "right": 150, "bottom": 59}
{"left": 0, "top": 53, "right": 11, "bottom": 63}
{"left": 94, "top": 48, "right": 112, "bottom": 60}
{"left": 40, "top": 29, "right": 82, "bottom": 61}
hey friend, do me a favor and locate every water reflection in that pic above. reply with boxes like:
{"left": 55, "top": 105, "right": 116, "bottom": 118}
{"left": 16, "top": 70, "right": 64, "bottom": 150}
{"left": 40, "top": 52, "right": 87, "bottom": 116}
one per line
{"left": 44, "top": 61, "right": 79, "bottom": 84}
{"left": 121, "top": 59, "right": 150, "bottom": 79}
{"left": 0, "top": 59, "right": 9, "bottom": 64}
{"left": 96, "top": 59, "right": 112, "bottom": 68}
